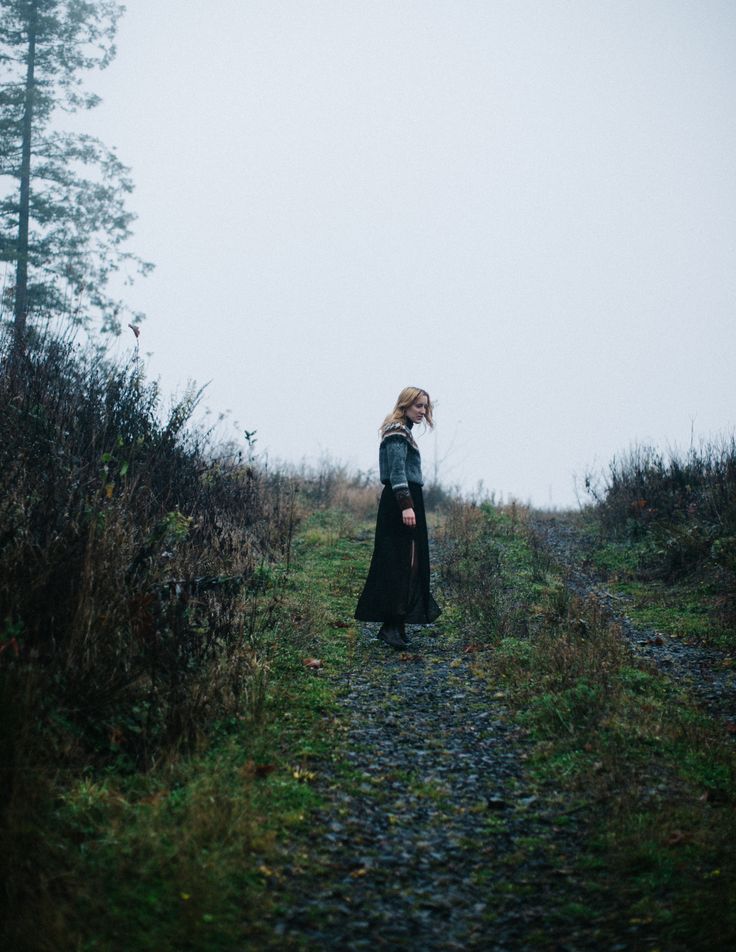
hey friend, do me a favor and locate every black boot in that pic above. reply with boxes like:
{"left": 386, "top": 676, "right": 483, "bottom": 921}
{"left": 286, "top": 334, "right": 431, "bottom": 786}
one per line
{"left": 397, "top": 620, "right": 409, "bottom": 646}
{"left": 377, "top": 623, "right": 405, "bottom": 650}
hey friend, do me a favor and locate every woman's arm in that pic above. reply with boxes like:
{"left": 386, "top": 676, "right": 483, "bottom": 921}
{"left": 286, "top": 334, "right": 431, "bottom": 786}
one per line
{"left": 384, "top": 437, "right": 416, "bottom": 526}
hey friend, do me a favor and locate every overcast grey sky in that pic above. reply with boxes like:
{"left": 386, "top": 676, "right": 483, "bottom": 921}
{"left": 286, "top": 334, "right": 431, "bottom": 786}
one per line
{"left": 81, "top": 0, "right": 735, "bottom": 506}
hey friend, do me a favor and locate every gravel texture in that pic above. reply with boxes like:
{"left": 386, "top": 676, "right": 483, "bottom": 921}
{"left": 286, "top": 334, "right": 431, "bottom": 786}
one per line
{"left": 272, "top": 619, "right": 614, "bottom": 951}
{"left": 530, "top": 513, "right": 736, "bottom": 727}
{"left": 259, "top": 516, "right": 734, "bottom": 950}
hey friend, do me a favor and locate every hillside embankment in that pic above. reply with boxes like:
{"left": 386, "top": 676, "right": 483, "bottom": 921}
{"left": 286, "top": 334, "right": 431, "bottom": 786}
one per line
{"left": 531, "top": 512, "right": 736, "bottom": 727}
{"left": 3, "top": 502, "right": 735, "bottom": 949}
{"left": 2, "top": 337, "right": 734, "bottom": 949}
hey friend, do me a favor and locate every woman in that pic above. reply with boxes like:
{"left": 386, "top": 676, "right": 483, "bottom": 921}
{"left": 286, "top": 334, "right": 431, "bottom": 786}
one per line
{"left": 355, "top": 387, "right": 441, "bottom": 648}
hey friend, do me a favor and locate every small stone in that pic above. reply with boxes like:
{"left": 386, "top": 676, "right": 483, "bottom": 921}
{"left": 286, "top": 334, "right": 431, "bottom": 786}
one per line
{"left": 487, "top": 797, "right": 507, "bottom": 810}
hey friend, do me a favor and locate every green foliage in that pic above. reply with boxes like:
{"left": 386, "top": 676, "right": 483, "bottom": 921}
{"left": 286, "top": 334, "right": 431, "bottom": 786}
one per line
{"left": 6, "top": 505, "right": 358, "bottom": 950}
{"left": 438, "top": 500, "right": 540, "bottom": 645}
{"left": 0, "top": 0, "right": 152, "bottom": 334}
{"left": 592, "top": 539, "right": 648, "bottom": 578}
{"left": 0, "top": 331, "right": 298, "bottom": 764}
{"left": 494, "top": 636, "right": 533, "bottom": 669}
{"left": 526, "top": 679, "right": 603, "bottom": 737}
{"left": 0, "top": 335, "right": 390, "bottom": 949}
{"left": 439, "top": 499, "right": 736, "bottom": 949}
{"left": 585, "top": 439, "right": 736, "bottom": 586}
{"left": 613, "top": 578, "right": 732, "bottom": 648}
{"left": 583, "top": 440, "right": 736, "bottom": 645}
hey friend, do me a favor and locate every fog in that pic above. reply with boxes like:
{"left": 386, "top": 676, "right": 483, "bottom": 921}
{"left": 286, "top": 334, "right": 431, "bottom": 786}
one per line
{"left": 80, "top": 0, "right": 735, "bottom": 506}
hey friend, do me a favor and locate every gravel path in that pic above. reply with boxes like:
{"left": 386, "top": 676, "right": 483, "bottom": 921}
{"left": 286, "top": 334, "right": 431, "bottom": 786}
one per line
{"left": 252, "top": 520, "right": 735, "bottom": 950}
{"left": 272, "top": 617, "right": 616, "bottom": 951}
{"left": 529, "top": 513, "right": 736, "bottom": 728}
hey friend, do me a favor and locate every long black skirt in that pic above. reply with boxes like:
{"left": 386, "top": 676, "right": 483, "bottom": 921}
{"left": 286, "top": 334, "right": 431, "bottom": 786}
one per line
{"left": 355, "top": 483, "right": 441, "bottom": 624}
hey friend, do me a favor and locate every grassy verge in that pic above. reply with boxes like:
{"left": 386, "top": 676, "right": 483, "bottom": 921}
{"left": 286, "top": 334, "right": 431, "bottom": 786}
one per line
{"left": 438, "top": 501, "right": 736, "bottom": 949}
{"left": 581, "top": 438, "right": 736, "bottom": 653}
{"left": 584, "top": 534, "right": 734, "bottom": 652}
{"left": 9, "top": 497, "right": 734, "bottom": 950}
{"left": 3, "top": 508, "right": 369, "bottom": 951}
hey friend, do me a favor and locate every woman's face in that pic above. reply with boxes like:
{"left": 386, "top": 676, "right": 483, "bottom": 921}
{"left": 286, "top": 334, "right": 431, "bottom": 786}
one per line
{"left": 406, "top": 394, "right": 429, "bottom": 425}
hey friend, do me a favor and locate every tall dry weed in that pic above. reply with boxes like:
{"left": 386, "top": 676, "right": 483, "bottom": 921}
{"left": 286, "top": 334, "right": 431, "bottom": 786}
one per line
{"left": 0, "top": 330, "right": 304, "bottom": 939}
{"left": 585, "top": 439, "right": 736, "bottom": 585}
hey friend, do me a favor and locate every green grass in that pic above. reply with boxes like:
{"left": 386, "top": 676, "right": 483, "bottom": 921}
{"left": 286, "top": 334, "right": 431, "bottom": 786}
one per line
{"left": 606, "top": 577, "right": 733, "bottom": 650}
{"left": 439, "top": 503, "right": 736, "bottom": 950}
{"left": 587, "top": 529, "right": 735, "bottom": 652}
{"left": 589, "top": 538, "right": 649, "bottom": 578}
{"left": 8, "top": 501, "right": 736, "bottom": 950}
{"left": 3, "top": 509, "right": 371, "bottom": 952}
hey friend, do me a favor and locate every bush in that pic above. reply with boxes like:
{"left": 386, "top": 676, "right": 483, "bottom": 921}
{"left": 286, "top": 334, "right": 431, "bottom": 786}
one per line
{"left": 0, "top": 331, "right": 303, "bottom": 775}
{"left": 0, "top": 329, "right": 315, "bottom": 945}
{"left": 585, "top": 439, "right": 736, "bottom": 582}
{"left": 438, "top": 500, "right": 504, "bottom": 640}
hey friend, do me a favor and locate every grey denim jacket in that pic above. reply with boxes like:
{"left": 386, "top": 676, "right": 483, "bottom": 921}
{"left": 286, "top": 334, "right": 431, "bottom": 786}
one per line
{"left": 379, "top": 421, "right": 423, "bottom": 510}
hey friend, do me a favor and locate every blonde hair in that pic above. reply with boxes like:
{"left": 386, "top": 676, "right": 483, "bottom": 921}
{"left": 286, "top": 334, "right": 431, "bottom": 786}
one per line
{"left": 381, "top": 386, "right": 434, "bottom": 431}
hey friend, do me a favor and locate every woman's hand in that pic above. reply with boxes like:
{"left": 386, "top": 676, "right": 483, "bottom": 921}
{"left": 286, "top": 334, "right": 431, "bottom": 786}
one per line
{"left": 402, "top": 507, "right": 416, "bottom": 527}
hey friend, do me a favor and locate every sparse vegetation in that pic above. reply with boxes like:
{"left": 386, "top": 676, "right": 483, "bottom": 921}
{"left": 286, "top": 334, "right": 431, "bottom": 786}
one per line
{"left": 0, "top": 329, "right": 370, "bottom": 949}
{"left": 438, "top": 499, "right": 736, "bottom": 948}
{"left": 2, "top": 329, "right": 734, "bottom": 949}
{"left": 0, "top": 330, "right": 297, "bottom": 770}
{"left": 585, "top": 440, "right": 736, "bottom": 579}
{"left": 582, "top": 440, "right": 736, "bottom": 649}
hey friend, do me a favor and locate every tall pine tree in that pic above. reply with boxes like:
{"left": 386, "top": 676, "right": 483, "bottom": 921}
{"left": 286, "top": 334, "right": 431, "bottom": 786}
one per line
{"left": 0, "top": 0, "right": 151, "bottom": 344}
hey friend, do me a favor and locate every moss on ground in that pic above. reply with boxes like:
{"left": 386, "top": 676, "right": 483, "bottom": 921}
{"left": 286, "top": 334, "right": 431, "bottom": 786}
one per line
{"left": 440, "top": 503, "right": 736, "bottom": 950}
{"left": 9, "top": 504, "right": 735, "bottom": 950}
{"left": 587, "top": 531, "right": 735, "bottom": 652}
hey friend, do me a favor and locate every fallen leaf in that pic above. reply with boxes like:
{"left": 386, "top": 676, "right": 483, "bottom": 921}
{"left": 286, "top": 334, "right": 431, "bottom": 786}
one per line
{"left": 665, "top": 830, "right": 688, "bottom": 846}
{"left": 241, "top": 760, "right": 276, "bottom": 780}
{"left": 398, "top": 652, "right": 423, "bottom": 662}
{"left": 302, "top": 657, "right": 323, "bottom": 669}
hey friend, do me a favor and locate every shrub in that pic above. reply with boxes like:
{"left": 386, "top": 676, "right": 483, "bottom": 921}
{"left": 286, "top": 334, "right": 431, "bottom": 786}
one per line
{"left": 0, "top": 331, "right": 303, "bottom": 774}
{"left": 585, "top": 439, "right": 736, "bottom": 583}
